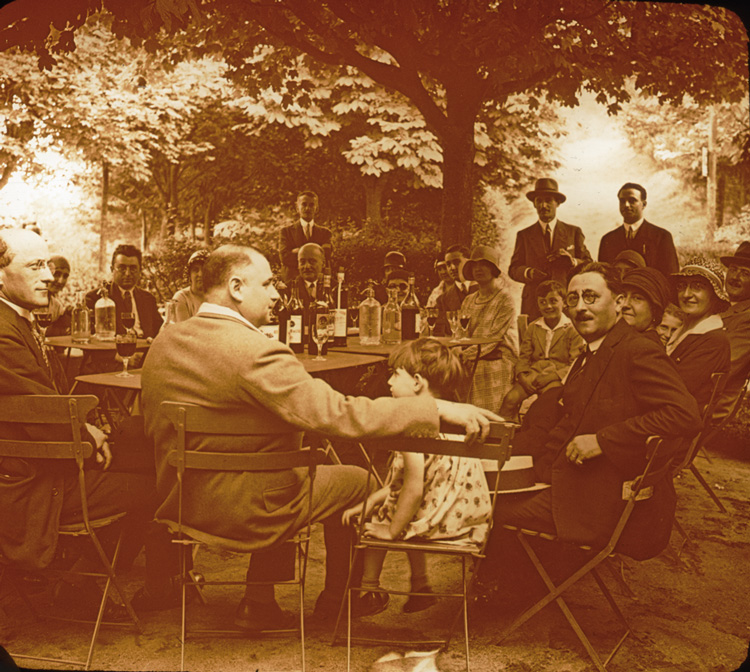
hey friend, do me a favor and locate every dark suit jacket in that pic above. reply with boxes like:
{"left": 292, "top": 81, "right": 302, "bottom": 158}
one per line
{"left": 0, "top": 301, "right": 76, "bottom": 569}
{"left": 282, "top": 276, "right": 320, "bottom": 310}
{"left": 516, "top": 319, "right": 701, "bottom": 559}
{"left": 598, "top": 220, "right": 679, "bottom": 277}
{"left": 715, "top": 300, "right": 750, "bottom": 418}
{"left": 508, "top": 220, "right": 592, "bottom": 318}
{"left": 669, "top": 328, "right": 731, "bottom": 411}
{"left": 278, "top": 223, "right": 333, "bottom": 282}
{"left": 85, "top": 283, "right": 162, "bottom": 338}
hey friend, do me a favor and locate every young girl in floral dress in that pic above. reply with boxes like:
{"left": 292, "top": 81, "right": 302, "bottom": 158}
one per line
{"left": 342, "top": 338, "right": 492, "bottom": 615}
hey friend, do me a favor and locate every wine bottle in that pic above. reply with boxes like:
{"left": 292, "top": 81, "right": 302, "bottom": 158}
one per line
{"left": 359, "top": 282, "right": 381, "bottom": 346}
{"left": 400, "top": 273, "right": 421, "bottom": 340}
{"left": 94, "top": 286, "right": 116, "bottom": 342}
{"left": 382, "top": 287, "right": 402, "bottom": 345}
{"left": 333, "top": 267, "right": 348, "bottom": 347}
{"left": 287, "top": 284, "right": 306, "bottom": 353}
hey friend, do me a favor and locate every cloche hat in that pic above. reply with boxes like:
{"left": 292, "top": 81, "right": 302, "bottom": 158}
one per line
{"left": 462, "top": 245, "right": 502, "bottom": 280}
{"left": 672, "top": 256, "right": 730, "bottom": 304}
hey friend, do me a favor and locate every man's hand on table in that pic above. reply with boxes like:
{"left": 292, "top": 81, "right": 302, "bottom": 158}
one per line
{"left": 85, "top": 422, "right": 112, "bottom": 470}
{"left": 434, "top": 400, "right": 503, "bottom": 444}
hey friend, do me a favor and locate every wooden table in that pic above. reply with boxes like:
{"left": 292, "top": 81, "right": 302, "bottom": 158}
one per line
{"left": 46, "top": 335, "right": 151, "bottom": 378}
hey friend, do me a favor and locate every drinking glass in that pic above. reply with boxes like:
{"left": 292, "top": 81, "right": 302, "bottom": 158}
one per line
{"left": 459, "top": 312, "right": 471, "bottom": 340}
{"left": 115, "top": 331, "right": 137, "bottom": 378}
{"left": 425, "top": 307, "right": 438, "bottom": 337}
{"left": 33, "top": 309, "right": 53, "bottom": 338}
{"left": 163, "top": 301, "right": 177, "bottom": 327}
{"left": 311, "top": 312, "right": 330, "bottom": 361}
{"left": 446, "top": 310, "right": 460, "bottom": 341}
{"left": 121, "top": 312, "right": 135, "bottom": 330}
{"left": 348, "top": 307, "right": 360, "bottom": 333}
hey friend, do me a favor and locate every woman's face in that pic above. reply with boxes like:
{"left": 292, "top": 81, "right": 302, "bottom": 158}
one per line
{"left": 471, "top": 261, "right": 495, "bottom": 285}
{"left": 676, "top": 277, "right": 713, "bottom": 321}
{"left": 190, "top": 265, "right": 204, "bottom": 294}
{"left": 621, "top": 289, "right": 655, "bottom": 332}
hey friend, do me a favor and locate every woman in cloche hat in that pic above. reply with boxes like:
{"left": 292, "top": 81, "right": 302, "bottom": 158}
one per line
{"left": 667, "top": 256, "right": 731, "bottom": 409}
{"left": 459, "top": 245, "right": 519, "bottom": 413}
{"left": 172, "top": 248, "right": 210, "bottom": 322}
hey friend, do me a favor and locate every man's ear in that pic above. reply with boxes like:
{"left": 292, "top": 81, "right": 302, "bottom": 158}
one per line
{"left": 228, "top": 275, "right": 243, "bottom": 302}
{"left": 413, "top": 373, "right": 430, "bottom": 395}
{"left": 614, "top": 293, "right": 625, "bottom": 314}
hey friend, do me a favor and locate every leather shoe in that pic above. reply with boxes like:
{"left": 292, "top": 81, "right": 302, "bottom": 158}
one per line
{"left": 131, "top": 575, "right": 203, "bottom": 612}
{"left": 52, "top": 580, "right": 129, "bottom": 623}
{"left": 355, "top": 591, "right": 389, "bottom": 618}
{"left": 234, "top": 598, "right": 297, "bottom": 632}
{"left": 403, "top": 587, "right": 437, "bottom": 613}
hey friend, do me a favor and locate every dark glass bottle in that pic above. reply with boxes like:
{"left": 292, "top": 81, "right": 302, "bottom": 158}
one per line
{"left": 332, "top": 267, "right": 348, "bottom": 347}
{"left": 287, "top": 284, "right": 306, "bottom": 354}
{"left": 400, "top": 274, "right": 421, "bottom": 340}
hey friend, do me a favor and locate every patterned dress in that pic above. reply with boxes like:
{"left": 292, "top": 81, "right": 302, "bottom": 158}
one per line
{"left": 375, "top": 452, "right": 491, "bottom": 546}
{"left": 459, "top": 282, "right": 519, "bottom": 413}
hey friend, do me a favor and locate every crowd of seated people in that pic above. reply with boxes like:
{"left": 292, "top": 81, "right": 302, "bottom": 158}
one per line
{"left": 3, "top": 178, "right": 750, "bottom": 647}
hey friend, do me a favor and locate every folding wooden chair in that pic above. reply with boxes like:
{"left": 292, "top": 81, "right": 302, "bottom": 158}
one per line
{"left": 672, "top": 372, "right": 728, "bottom": 516}
{"left": 332, "top": 421, "right": 516, "bottom": 672}
{"left": 495, "top": 436, "right": 669, "bottom": 672}
{"left": 0, "top": 394, "right": 142, "bottom": 670}
{"left": 156, "top": 401, "right": 326, "bottom": 672}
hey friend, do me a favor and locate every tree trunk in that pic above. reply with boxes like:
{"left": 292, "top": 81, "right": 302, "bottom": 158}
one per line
{"left": 140, "top": 209, "right": 148, "bottom": 251}
{"left": 363, "top": 175, "right": 386, "bottom": 230}
{"left": 160, "top": 162, "right": 180, "bottom": 243}
{"left": 99, "top": 161, "right": 109, "bottom": 272}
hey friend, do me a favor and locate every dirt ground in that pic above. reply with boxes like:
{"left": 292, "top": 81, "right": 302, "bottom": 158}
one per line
{"left": 1, "top": 439, "right": 749, "bottom": 672}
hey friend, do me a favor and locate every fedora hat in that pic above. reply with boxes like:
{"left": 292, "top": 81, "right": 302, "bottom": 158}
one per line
{"left": 462, "top": 245, "right": 502, "bottom": 281}
{"left": 672, "top": 256, "right": 730, "bottom": 305}
{"left": 483, "top": 455, "right": 551, "bottom": 494}
{"left": 526, "top": 178, "right": 566, "bottom": 204}
{"left": 720, "top": 241, "right": 750, "bottom": 268}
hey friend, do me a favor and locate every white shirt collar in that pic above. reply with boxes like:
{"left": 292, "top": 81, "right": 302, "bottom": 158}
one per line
{"left": 532, "top": 312, "right": 572, "bottom": 332}
{"left": 197, "top": 302, "right": 263, "bottom": 335}
{"left": 587, "top": 334, "right": 606, "bottom": 353}
{"left": 538, "top": 217, "right": 557, "bottom": 234}
{"left": 666, "top": 313, "right": 724, "bottom": 355}
{"left": 623, "top": 217, "right": 644, "bottom": 233}
{"left": 0, "top": 296, "right": 32, "bottom": 321}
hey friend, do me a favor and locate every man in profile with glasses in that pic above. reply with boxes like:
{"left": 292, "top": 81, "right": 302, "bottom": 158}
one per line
{"left": 476, "top": 261, "right": 701, "bottom": 607}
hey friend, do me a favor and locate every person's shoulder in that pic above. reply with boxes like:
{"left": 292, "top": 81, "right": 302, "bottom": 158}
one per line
{"left": 556, "top": 220, "right": 583, "bottom": 233}
{"left": 599, "top": 227, "right": 620, "bottom": 241}
{"left": 642, "top": 220, "right": 672, "bottom": 237}
{"left": 135, "top": 286, "right": 159, "bottom": 303}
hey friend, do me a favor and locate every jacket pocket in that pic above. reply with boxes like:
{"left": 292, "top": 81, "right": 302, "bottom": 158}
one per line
{"left": 262, "top": 482, "right": 299, "bottom": 513}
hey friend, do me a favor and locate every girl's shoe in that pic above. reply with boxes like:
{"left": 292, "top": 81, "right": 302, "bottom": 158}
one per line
{"left": 356, "top": 591, "right": 390, "bottom": 617}
{"left": 403, "top": 586, "right": 437, "bottom": 613}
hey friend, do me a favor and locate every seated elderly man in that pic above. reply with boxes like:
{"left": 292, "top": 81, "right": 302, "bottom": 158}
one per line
{"left": 715, "top": 242, "right": 750, "bottom": 419}
{"left": 474, "top": 261, "right": 701, "bottom": 607}
{"left": 286, "top": 242, "right": 326, "bottom": 308}
{"left": 141, "top": 244, "right": 499, "bottom": 629}
{"left": 0, "top": 228, "right": 176, "bottom": 619}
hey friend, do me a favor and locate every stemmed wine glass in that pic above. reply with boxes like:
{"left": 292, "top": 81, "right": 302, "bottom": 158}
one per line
{"left": 311, "top": 311, "right": 330, "bottom": 361}
{"left": 348, "top": 307, "right": 360, "bottom": 334}
{"left": 459, "top": 312, "right": 471, "bottom": 340}
{"left": 33, "top": 308, "right": 54, "bottom": 338}
{"left": 115, "top": 330, "right": 137, "bottom": 378}
{"left": 425, "top": 307, "right": 438, "bottom": 337}
{"left": 446, "top": 310, "right": 460, "bottom": 342}
{"left": 121, "top": 312, "right": 135, "bottom": 331}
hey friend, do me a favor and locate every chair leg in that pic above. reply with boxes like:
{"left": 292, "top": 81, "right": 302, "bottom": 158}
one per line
{"left": 604, "top": 555, "right": 636, "bottom": 599}
{"left": 672, "top": 519, "right": 691, "bottom": 557}
{"left": 298, "top": 537, "right": 308, "bottom": 672}
{"left": 689, "top": 464, "right": 727, "bottom": 513}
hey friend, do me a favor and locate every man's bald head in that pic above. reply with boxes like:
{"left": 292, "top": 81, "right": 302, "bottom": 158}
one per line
{"left": 0, "top": 228, "right": 53, "bottom": 310}
{"left": 298, "top": 243, "right": 325, "bottom": 282}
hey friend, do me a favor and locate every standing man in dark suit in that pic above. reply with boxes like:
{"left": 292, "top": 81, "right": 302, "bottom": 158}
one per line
{"left": 598, "top": 182, "right": 680, "bottom": 278}
{"left": 477, "top": 261, "right": 701, "bottom": 601}
{"left": 85, "top": 244, "right": 162, "bottom": 338}
{"left": 278, "top": 191, "right": 333, "bottom": 282}
{"left": 509, "top": 178, "right": 592, "bottom": 320}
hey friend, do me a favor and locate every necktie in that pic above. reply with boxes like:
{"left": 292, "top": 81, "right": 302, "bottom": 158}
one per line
{"left": 546, "top": 227, "right": 553, "bottom": 252}
{"left": 626, "top": 226, "right": 634, "bottom": 242}
{"left": 123, "top": 290, "right": 133, "bottom": 313}
{"left": 308, "top": 282, "right": 316, "bottom": 300}
{"left": 29, "top": 319, "right": 52, "bottom": 376}
{"left": 567, "top": 346, "right": 591, "bottom": 385}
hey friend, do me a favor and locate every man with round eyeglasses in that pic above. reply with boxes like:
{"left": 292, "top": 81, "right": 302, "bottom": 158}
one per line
{"left": 477, "top": 261, "right": 701, "bottom": 603}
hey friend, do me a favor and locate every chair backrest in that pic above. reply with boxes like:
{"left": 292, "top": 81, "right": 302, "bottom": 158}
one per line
{"left": 160, "top": 401, "right": 326, "bottom": 542}
{"left": 360, "top": 422, "right": 516, "bottom": 552}
{"left": 0, "top": 395, "right": 98, "bottom": 461}
{"left": 517, "top": 314, "right": 529, "bottom": 342}
{"left": 671, "top": 371, "right": 727, "bottom": 475}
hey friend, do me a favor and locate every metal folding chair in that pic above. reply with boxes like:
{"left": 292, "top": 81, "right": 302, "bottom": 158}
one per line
{"left": 0, "top": 394, "right": 142, "bottom": 670}
{"left": 672, "top": 372, "right": 728, "bottom": 517}
{"left": 156, "top": 401, "right": 326, "bottom": 672}
{"left": 495, "top": 436, "right": 669, "bottom": 672}
{"left": 332, "top": 421, "right": 516, "bottom": 672}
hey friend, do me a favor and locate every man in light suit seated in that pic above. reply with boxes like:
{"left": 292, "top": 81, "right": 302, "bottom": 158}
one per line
{"left": 141, "top": 244, "right": 500, "bottom": 630}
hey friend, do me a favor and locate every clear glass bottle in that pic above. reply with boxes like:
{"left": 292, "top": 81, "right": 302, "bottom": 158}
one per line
{"left": 94, "top": 286, "right": 116, "bottom": 342}
{"left": 71, "top": 291, "right": 91, "bottom": 344}
{"left": 332, "top": 267, "right": 348, "bottom": 347}
{"left": 358, "top": 282, "right": 382, "bottom": 346}
{"left": 382, "top": 287, "right": 402, "bottom": 345}
{"left": 400, "top": 273, "right": 421, "bottom": 340}
{"left": 313, "top": 275, "right": 333, "bottom": 355}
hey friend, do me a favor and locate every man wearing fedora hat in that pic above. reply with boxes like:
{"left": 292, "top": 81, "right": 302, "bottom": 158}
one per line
{"left": 715, "top": 241, "right": 750, "bottom": 418}
{"left": 598, "top": 182, "right": 679, "bottom": 278}
{"left": 509, "top": 178, "right": 591, "bottom": 320}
